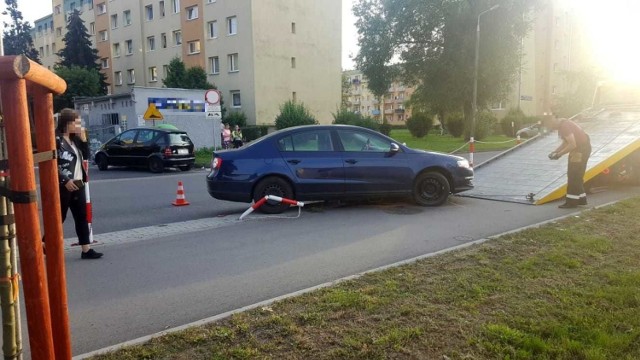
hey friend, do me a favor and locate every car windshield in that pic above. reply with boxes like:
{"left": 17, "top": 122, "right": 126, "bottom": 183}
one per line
{"left": 169, "top": 133, "right": 192, "bottom": 145}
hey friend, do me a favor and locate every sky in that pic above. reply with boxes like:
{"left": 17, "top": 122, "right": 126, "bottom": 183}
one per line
{"left": 3, "top": 0, "right": 640, "bottom": 81}
{"left": 1, "top": 0, "right": 360, "bottom": 70}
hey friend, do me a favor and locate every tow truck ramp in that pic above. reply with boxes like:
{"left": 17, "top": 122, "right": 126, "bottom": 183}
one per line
{"left": 462, "top": 106, "right": 640, "bottom": 205}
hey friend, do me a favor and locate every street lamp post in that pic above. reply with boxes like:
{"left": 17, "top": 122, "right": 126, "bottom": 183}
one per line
{"left": 470, "top": 4, "right": 499, "bottom": 166}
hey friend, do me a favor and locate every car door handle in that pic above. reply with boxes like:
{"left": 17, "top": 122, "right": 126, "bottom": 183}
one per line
{"left": 287, "top": 159, "right": 301, "bottom": 165}
{"left": 345, "top": 159, "right": 358, "bottom": 164}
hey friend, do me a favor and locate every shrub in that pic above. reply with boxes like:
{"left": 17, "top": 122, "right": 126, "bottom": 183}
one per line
{"left": 466, "top": 111, "right": 497, "bottom": 141}
{"left": 332, "top": 108, "right": 380, "bottom": 131}
{"left": 379, "top": 121, "right": 392, "bottom": 136}
{"left": 500, "top": 108, "right": 527, "bottom": 137}
{"left": 446, "top": 113, "right": 465, "bottom": 138}
{"left": 242, "top": 125, "right": 269, "bottom": 142}
{"left": 275, "top": 100, "right": 317, "bottom": 130}
{"left": 405, "top": 112, "right": 434, "bottom": 138}
{"left": 224, "top": 111, "right": 247, "bottom": 128}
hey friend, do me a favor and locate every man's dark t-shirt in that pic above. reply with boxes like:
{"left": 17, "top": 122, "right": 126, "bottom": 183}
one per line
{"left": 558, "top": 120, "right": 589, "bottom": 146}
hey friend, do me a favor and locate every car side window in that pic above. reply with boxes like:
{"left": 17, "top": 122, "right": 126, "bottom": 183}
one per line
{"left": 135, "top": 129, "right": 157, "bottom": 144}
{"left": 337, "top": 130, "right": 391, "bottom": 152}
{"left": 118, "top": 130, "right": 137, "bottom": 145}
{"left": 278, "top": 130, "right": 333, "bottom": 152}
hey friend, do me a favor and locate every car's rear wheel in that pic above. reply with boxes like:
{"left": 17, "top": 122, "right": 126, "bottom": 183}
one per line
{"left": 413, "top": 171, "right": 450, "bottom": 206}
{"left": 148, "top": 157, "right": 164, "bottom": 173}
{"left": 253, "top": 177, "right": 294, "bottom": 214}
{"left": 95, "top": 154, "right": 109, "bottom": 171}
{"left": 179, "top": 164, "right": 193, "bottom": 171}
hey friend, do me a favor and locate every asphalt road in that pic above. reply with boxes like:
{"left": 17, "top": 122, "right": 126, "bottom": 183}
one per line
{"left": 19, "top": 150, "right": 636, "bottom": 357}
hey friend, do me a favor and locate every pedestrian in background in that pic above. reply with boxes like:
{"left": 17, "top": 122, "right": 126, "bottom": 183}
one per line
{"left": 543, "top": 116, "right": 592, "bottom": 208}
{"left": 232, "top": 125, "right": 243, "bottom": 148}
{"left": 55, "top": 108, "right": 103, "bottom": 259}
{"left": 222, "top": 123, "right": 231, "bottom": 149}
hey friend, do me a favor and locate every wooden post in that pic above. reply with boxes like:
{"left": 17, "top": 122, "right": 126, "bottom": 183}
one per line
{"left": 34, "top": 85, "right": 73, "bottom": 359}
{"left": 0, "top": 79, "right": 55, "bottom": 359}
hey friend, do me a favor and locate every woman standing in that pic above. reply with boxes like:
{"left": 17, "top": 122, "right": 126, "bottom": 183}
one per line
{"left": 55, "top": 109, "right": 103, "bottom": 259}
{"left": 232, "top": 125, "right": 243, "bottom": 148}
{"left": 222, "top": 123, "right": 232, "bottom": 149}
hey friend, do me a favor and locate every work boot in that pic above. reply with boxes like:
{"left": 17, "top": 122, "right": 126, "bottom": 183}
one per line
{"left": 578, "top": 197, "right": 587, "bottom": 206}
{"left": 81, "top": 248, "right": 103, "bottom": 259}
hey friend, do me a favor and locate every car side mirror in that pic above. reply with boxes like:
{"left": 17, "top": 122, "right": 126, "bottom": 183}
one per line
{"left": 389, "top": 143, "right": 400, "bottom": 153}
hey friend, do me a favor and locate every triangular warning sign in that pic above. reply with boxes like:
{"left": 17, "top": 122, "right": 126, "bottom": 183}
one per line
{"left": 143, "top": 103, "right": 164, "bottom": 120}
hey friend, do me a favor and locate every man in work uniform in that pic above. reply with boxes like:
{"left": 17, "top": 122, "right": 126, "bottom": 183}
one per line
{"left": 544, "top": 116, "right": 592, "bottom": 208}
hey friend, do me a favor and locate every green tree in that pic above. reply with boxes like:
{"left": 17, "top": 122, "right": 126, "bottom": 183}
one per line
{"left": 57, "top": 9, "right": 107, "bottom": 93}
{"left": 341, "top": 74, "right": 351, "bottom": 108}
{"left": 275, "top": 100, "right": 317, "bottom": 130}
{"left": 2, "top": 0, "right": 40, "bottom": 62}
{"left": 353, "top": 0, "right": 536, "bottom": 127}
{"left": 332, "top": 107, "right": 380, "bottom": 131}
{"left": 406, "top": 112, "right": 434, "bottom": 138}
{"left": 164, "top": 57, "right": 214, "bottom": 89}
{"left": 552, "top": 68, "right": 600, "bottom": 117}
{"left": 53, "top": 66, "right": 103, "bottom": 112}
{"left": 185, "top": 66, "right": 215, "bottom": 89}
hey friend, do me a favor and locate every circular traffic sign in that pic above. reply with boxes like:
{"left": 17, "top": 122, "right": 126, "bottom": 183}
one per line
{"left": 205, "top": 89, "right": 220, "bottom": 104}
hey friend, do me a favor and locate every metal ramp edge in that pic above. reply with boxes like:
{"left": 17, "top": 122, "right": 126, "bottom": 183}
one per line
{"left": 461, "top": 108, "right": 640, "bottom": 205}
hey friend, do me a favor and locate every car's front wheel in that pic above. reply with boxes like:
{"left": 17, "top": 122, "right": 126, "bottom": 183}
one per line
{"left": 413, "top": 171, "right": 450, "bottom": 206}
{"left": 253, "top": 177, "right": 294, "bottom": 214}
{"left": 95, "top": 154, "right": 109, "bottom": 171}
{"left": 148, "top": 157, "right": 164, "bottom": 173}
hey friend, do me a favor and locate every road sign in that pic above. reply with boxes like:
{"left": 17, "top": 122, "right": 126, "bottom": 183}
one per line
{"left": 205, "top": 89, "right": 221, "bottom": 104}
{"left": 207, "top": 111, "right": 222, "bottom": 120}
{"left": 143, "top": 103, "right": 164, "bottom": 120}
{"left": 205, "top": 104, "right": 222, "bottom": 112}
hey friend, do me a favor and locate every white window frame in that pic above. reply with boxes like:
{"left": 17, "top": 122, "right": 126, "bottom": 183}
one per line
{"left": 110, "top": 14, "right": 118, "bottom": 29}
{"left": 173, "top": 30, "right": 182, "bottom": 45}
{"left": 98, "top": 30, "right": 108, "bottom": 42}
{"left": 209, "top": 56, "right": 219, "bottom": 74}
{"left": 125, "top": 40, "right": 133, "bottom": 55}
{"left": 147, "top": 36, "right": 156, "bottom": 51}
{"left": 89, "top": 22, "right": 95, "bottom": 35}
{"left": 127, "top": 69, "right": 135, "bottom": 84}
{"left": 97, "top": 2, "right": 106, "bottom": 14}
{"left": 161, "top": 33, "right": 167, "bottom": 48}
{"left": 228, "top": 53, "right": 238, "bottom": 72}
{"left": 171, "top": 0, "right": 180, "bottom": 13}
{"left": 186, "top": 5, "right": 198, "bottom": 20}
{"left": 188, "top": 40, "right": 200, "bottom": 54}
{"left": 159, "top": 0, "right": 165, "bottom": 17}
{"left": 227, "top": 16, "right": 237, "bottom": 35}
{"left": 231, "top": 91, "right": 241, "bottom": 108}
{"left": 112, "top": 42, "right": 121, "bottom": 57}
{"left": 101, "top": 58, "right": 109, "bottom": 69}
{"left": 114, "top": 71, "right": 123, "bottom": 86}
{"left": 208, "top": 20, "right": 218, "bottom": 38}
{"left": 123, "top": 10, "right": 131, "bottom": 26}
{"left": 206, "top": 0, "right": 216, "bottom": 3}
{"left": 149, "top": 67, "right": 158, "bottom": 82}
{"left": 145, "top": 4, "right": 153, "bottom": 21}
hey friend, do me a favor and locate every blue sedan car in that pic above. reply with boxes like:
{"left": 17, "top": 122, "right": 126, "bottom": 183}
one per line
{"left": 207, "top": 125, "right": 474, "bottom": 213}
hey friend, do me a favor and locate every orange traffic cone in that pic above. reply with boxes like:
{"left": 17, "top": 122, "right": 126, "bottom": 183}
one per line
{"left": 172, "top": 181, "right": 190, "bottom": 206}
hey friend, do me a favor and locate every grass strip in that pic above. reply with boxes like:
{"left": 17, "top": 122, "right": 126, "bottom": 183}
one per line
{"left": 92, "top": 197, "right": 640, "bottom": 359}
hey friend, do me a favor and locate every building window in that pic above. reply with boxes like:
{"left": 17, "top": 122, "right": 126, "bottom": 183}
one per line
{"left": 162, "top": 65, "right": 169, "bottom": 78}
{"left": 88, "top": 0, "right": 93, "bottom": 9}
{"left": 149, "top": 67, "right": 158, "bottom": 82}
{"left": 114, "top": 71, "right": 122, "bottom": 85}
{"left": 39, "top": 47, "right": 43, "bottom": 56}
{"left": 110, "top": 14, "right": 118, "bottom": 29}
{"left": 145, "top": 5, "right": 153, "bottom": 20}
{"left": 89, "top": 22, "right": 95, "bottom": 35}
{"left": 186, "top": 5, "right": 198, "bottom": 20}
{"left": 207, "top": 20, "right": 218, "bottom": 38}
{"left": 188, "top": 40, "right": 200, "bottom": 54}
{"left": 291, "top": 57, "right": 296, "bottom": 68}
{"left": 292, "top": 92, "right": 297, "bottom": 101}
{"left": 125, "top": 39, "right": 133, "bottom": 55}
{"left": 127, "top": 69, "right": 135, "bottom": 84}
{"left": 55, "top": 5, "right": 61, "bottom": 14}
{"left": 123, "top": 10, "right": 131, "bottom": 25}
{"left": 173, "top": 30, "right": 182, "bottom": 45}
{"left": 159, "top": 1, "right": 165, "bottom": 17}
{"left": 56, "top": 27, "right": 62, "bottom": 37}
{"left": 161, "top": 33, "right": 167, "bottom": 48}
{"left": 52, "top": 43, "right": 56, "bottom": 53}
{"left": 147, "top": 36, "right": 155, "bottom": 51}
{"left": 228, "top": 53, "right": 238, "bottom": 72}
{"left": 291, "top": 22, "right": 296, "bottom": 34}
{"left": 231, "top": 91, "right": 241, "bottom": 107}
{"left": 207, "top": 0, "right": 216, "bottom": 3}
{"left": 97, "top": 2, "right": 106, "bottom": 14}
{"left": 209, "top": 56, "right": 219, "bottom": 74}
{"left": 45, "top": 45, "right": 49, "bottom": 56}
{"left": 171, "top": 0, "right": 180, "bottom": 13}
{"left": 101, "top": 58, "right": 109, "bottom": 69}
{"left": 98, "top": 30, "right": 108, "bottom": 41}
{"left": 227, "top": 16, "right": 237, "bottom": 35}
{"left": 112, "top": 42, "right": 121, "bottom": 56}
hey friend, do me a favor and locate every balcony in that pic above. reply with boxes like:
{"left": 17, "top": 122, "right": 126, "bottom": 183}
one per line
{"left": 394, "top": 108, "right": 405, "bottom": 114}
{"left": 384, "top": 109, "right": 394, "bottom": 114}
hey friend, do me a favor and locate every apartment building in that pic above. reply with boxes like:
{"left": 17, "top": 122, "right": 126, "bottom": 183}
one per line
{"left": 31, "top": 0, "right": 342, "bottom": 125}
{"left": 343, "top": 69, "right": 414, "bottom": 124}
